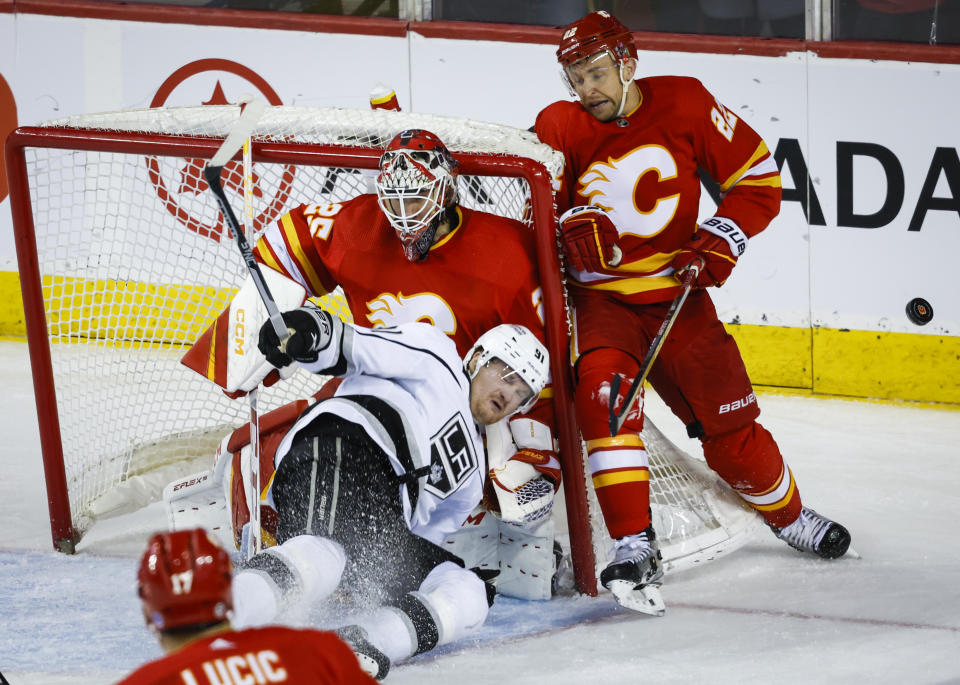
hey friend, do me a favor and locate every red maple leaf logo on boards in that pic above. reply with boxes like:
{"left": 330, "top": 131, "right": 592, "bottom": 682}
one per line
{"left": 147, "top": 59, "right": 292, "bottom": 244}
{"left": 177, "top": 82, "right": 265, "bottom": 200}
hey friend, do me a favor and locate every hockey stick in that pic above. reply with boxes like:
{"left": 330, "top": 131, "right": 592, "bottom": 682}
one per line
{"left": 204, "top": 98, "right": 279, "bottom": 558}
{"left": 608, "top": 261, "right": 702, "bottom": 437}
{"left": 203, "top": 97, "right": 287, "bottom": 342}
{"left": 241, "top": 134, "right": 263, "bottom": 559}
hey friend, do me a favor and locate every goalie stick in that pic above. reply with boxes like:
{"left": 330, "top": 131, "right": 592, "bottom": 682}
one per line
{"left": 203, "top": 97, "right": 287, "bottom": 342}
{"left": 608, "top": 260, "right": 702, "bottom": 437}
{"left": 204, "top": 97, "right": 280, "bottom": 558}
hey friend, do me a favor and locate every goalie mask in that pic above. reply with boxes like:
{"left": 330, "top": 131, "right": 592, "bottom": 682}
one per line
{"left": 557, "top": 11, "right": 637, "bottom": 118}
{"left": 465, "top": 324, "right": 550, "bottom": 417}
{"left": 137, "top": 528, "right": 233, "bottom": 632}
{"left": 376, "top": 128, "right": 460, "bottom": 262}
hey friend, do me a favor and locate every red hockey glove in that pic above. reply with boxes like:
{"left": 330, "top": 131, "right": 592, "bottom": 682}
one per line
{"left": 559, "top": 205, "right": 622, "bottom": 273}
{"left": 672, "top": 216, "right": 749, "bottom": 288}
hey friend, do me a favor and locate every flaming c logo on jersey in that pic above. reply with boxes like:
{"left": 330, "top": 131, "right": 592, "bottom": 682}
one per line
{"left": 147, "top": 59, "right": 294, "bottom": 243}
{"left": 0, "top": 73, "right": 18, "bottom": 204}
{"left": 578, "top": 145, "right": 681, "bottom": 239}
{"left": 366, "top": 292, "right": 457, "bottom": 335}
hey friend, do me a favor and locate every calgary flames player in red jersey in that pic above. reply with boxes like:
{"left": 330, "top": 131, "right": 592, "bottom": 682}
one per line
{"left": 535, "top": 10, "right": 852, "bottom": 612}
{"left": 117, "top": 528, "right": 376, "bottom": 685}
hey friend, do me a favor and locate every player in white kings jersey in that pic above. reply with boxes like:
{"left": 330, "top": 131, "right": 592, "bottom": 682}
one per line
{"left": 229, "top": 310, "right": 548, "bottom": 680}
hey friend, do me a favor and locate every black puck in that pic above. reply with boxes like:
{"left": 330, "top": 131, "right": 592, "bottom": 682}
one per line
{"left": 906, "top": 298, "right": 933, "bottom": 325}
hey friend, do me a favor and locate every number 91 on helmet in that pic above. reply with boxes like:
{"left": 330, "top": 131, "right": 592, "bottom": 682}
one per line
{"left": 464, "top": 324, "right": 550, "bottom": 425}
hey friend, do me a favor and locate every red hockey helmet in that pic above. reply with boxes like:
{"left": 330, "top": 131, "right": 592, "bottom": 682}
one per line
{"left": 137, "top": 528, "right": 233, "bottom": 632}
{"left": 556, "top": 10, "right": 637, "bottom": 67}
{"left": 376, "top": 129, "right": 460, "bottom": 261}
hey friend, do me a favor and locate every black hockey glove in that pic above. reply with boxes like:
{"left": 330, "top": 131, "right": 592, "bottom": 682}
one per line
{"left": 257, "top": 305, "right": 335, "bottom": 367}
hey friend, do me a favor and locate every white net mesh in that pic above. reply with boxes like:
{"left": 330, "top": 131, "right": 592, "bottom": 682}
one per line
{"left": 24, "top": 104, "right": 563, "bottom": 537}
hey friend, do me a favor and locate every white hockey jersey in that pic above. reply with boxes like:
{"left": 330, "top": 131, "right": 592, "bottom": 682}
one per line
{"left": 271, "top": 321, "right": 485, "bottom": 546}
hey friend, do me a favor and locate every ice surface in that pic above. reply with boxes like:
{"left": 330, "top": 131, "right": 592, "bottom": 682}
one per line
{"left": 1, "top": 341, "right": 957, "bottom": 684}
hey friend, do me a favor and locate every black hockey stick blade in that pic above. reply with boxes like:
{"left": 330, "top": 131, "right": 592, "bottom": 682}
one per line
{"left": 608, "top": 260, "right": 702, "bottom": 437}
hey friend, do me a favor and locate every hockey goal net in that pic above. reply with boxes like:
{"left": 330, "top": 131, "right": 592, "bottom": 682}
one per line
{"left": 5, "top": 104, "right": 760, "bottom": 593}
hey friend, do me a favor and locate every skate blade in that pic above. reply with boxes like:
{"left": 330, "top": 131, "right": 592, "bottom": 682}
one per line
{"left": 607, "top": 579, "right": 666, "bottom": 616}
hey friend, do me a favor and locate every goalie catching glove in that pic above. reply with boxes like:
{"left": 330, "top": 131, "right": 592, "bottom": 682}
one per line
{"left": 486, "top": 448, "right": 561, "bottom": 526}
{"left": 558, "top": 205, "right": 622, "bottom": 273}
{"left": 257, "top": 305, "right": 338, "bottom": 367}
{"left": 671, "top": 216, "right": 749, "bottom": 288}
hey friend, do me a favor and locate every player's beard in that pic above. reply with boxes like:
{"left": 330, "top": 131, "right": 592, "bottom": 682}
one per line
{"left": 582, "top": 94, "right": 618, "bottom": 122}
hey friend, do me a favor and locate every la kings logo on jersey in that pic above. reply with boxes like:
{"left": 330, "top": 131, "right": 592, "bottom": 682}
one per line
{"left": 425, "top": 414, "right": 478, "bottom": 499}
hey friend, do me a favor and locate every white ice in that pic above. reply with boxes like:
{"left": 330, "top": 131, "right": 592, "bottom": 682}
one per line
{"left": 0, "top": 340, "right": 957, "bottom": 684}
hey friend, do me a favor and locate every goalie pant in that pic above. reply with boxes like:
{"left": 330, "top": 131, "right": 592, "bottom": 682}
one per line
{"left": 115, "top": 625, "right": 376, "bottom": 684}
{"left": 231, "top": 321, "right": 491, "bottom": 670}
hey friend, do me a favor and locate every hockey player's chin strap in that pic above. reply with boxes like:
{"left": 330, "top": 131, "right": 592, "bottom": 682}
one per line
{"left": 615, "top": 61, "right": 632, "bottom": 119}
{"left": 410, "top": 205, "right": 458, "bottom": 262}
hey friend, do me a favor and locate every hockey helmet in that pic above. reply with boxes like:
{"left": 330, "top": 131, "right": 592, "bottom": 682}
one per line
{"left": 557, "top": 10, "right": 636, "bottom": 68}
{"left": 465, "top": 324, "right": 550, "bottom": 415}
{"left": 376, "top": 129, "right": 460, "bottom": 261}
{"left": 137, "top": 528, "right": 233, "bottom": 632}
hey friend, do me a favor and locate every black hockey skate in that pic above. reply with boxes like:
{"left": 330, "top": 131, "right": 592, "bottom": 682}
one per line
{"left": 771, "top": 507, "right": 851, "bottom": 559}
{"left": 599, "top": 526, "right": 665, "bottom": 616}
{"left": 337, "top": 625, "right": 390, "bottom": 681}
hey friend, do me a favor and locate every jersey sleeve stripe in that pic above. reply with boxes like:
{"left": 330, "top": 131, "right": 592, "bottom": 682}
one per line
{"left": 572, "top": 274, "right": 679, "bottom": 295}
{"left": 279, "top": 213, "right": 328, "bottom": 296}
{"left": 719, "top": 141, "right": 772, "bottom": 192}
{"left": 254, "top": 238, "right": 285, "bottom": 275}
{"left": 735, "top": 176, "right": 783, "bottom": 189}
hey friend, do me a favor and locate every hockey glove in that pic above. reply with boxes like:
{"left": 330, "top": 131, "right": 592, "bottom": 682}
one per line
{"left": 487, "top": 449, "right": 560, "bottom": 525}
{"left": 257, "top": 305, "right": 335, "bottom": 367}
{"left": 558, "top": 205, "right": 622, "bottom": 273}
{"left": 672, "top": 216, "right": 748, "bottom": 288}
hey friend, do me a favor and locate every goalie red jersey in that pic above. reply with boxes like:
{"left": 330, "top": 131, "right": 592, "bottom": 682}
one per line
{"left": 116, "top": 625, "right": 376, "bottom": 684}
{"left": 252, "top": 195, "right": 546, "bottom": 357}
{"left": 536, "top": 75, "right": 782, "bottom": 305}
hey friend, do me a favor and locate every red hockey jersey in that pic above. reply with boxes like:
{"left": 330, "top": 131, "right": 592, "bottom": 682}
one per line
{"left": 252, "top": 195, "right": 546, "bottom": 357}
{"left": 116, "top": 626, "right": 376, "bottom": 684}
{"left": 536, "top": 75, "right": 782, "bottom": 304}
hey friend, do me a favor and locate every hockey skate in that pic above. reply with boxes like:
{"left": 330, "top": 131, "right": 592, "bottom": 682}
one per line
{"left": 337, "top": 625, "right": 390, "bottom": 681}
{"left": 599, "top": 527, "right": 665, "bottom": 616}
{"left": 771, "top": 507, "right": 851, "bottom": 559}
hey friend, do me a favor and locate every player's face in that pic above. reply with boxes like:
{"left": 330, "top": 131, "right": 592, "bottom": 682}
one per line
{"left": 565, "top": 52, "right": 625, "bottom": 122}
{"left": 469, "top": 358, "right": 535, "bottom": 425}
{"left": 382, "top": 195, "right": 430, "bottom": 224}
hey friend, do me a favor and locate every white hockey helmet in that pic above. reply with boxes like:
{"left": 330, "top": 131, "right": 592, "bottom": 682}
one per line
{"left": 376, "top": 129, "right": 460, "bottom": 261}
{"left": 465, "top": 324, "right": 550, "bottom": 415}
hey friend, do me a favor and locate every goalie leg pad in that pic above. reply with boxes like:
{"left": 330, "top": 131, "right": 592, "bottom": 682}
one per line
{"left": 442, "top": 507, "right": 500, "bottom": 574}
{"left": 495, "top": 516, "right": 557, "bottom": 600}
{"left": 575, "top": 348, "right": 652, "bottom": 539}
